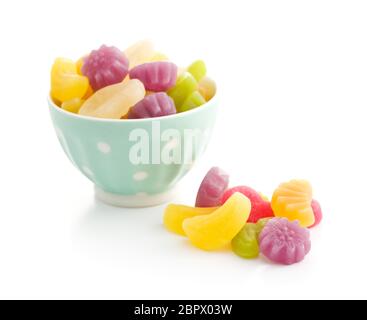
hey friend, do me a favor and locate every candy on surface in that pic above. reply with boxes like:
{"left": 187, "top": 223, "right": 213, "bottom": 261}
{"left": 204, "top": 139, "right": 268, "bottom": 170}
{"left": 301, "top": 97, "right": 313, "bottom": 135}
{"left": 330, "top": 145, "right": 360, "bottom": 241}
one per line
{"left": 309, "top": 199, "right": 323, "bottom": 228}
{"left": 183, "top": 193, "right": 251, "bottom": 251}
{"left": 187, "top": 60, "right": 207, "bottom": 82}
{"left": 179, "top": 91, "right": 206, "bottom": 113}
{"left": 198, "top": 76, "right": 216, "bottom": 101}
{"left": 221, "top": 186, "right": 274, "bottom": 223}
{"left": 271, "top": 179, "right": 314, "bottom": 227}
{"left": 163, "top": 204, "right": 217, "bottom": 236}
{"left": 82, "top": 45, "right": 129, "bottom": 91}
{"left": 51, "top": 58, "right": 89, "bottom": 102}
{"left": 78, "top": 79, "right": 145, "bottom": 119}
{"left": 257, "top": 217, "right": 271, "bottom": 229}
{"left": 129, "top": 62, "right": 178, "bottom": 92}
{"left": 128, "top": 92, "right": 176, "bottom": 119}
{"left": 168, "top": 72, "right": 198, "bottom": 108}
{"left": 195, "top": 167, "right": 229, "bottom": 207}
{"left": 231, "top": 219, "right": 269, "bottom": 259}
{"left": 124, "top": 40, "right": 155, "bottom": 68}
{"left": 150, "top": 52, "right": 169, "bottom": 62}
{"left": 259, "top": 218, "right": 311, "bottom": 265}
{"left": 61, "top": 98, "right": 84, "bottom": 114}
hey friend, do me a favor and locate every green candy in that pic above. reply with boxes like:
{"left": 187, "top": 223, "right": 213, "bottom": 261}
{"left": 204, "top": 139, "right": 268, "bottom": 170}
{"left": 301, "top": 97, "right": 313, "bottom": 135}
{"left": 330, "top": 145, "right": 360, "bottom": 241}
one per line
{"left": 168, "top": 72, "right": 198, "bottom": 108}
{"left": 187, "top": 60, "right": 207, "bottom": 82}
{"left": 179, "top": 91, "right": 206, "bottom": 113}
{"left": 231, "top": 218, "right": 271, "bottom": 259}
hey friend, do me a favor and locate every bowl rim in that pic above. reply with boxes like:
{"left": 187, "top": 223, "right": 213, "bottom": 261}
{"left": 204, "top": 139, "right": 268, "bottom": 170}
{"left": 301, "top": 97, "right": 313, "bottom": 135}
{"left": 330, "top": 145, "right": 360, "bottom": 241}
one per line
{"left": 48, "top": 89, "right": 218, "bottom": 123}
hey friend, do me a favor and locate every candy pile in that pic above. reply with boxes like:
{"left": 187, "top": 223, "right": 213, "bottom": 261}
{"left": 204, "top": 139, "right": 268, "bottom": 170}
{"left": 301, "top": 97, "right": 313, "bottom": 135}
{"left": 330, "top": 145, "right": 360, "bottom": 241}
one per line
{"left": 50, "top": 41, "right": 216, "bottom": 119}
{"left": 163, "top": 167, "right": 322, "bottom": 265}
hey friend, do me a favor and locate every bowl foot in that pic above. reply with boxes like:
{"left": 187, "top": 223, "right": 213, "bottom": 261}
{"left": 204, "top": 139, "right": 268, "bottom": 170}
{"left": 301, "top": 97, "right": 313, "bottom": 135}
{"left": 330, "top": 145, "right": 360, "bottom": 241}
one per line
{"left": 94, "top": 186, "right": 179, "bottom": 208}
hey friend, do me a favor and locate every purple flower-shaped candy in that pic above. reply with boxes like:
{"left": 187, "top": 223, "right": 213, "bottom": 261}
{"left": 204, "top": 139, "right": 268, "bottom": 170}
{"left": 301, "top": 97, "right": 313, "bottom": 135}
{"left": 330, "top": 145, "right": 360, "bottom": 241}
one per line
{"left": 82, "top": 45, "right": 129, "bottom": 91}
{"left": 259, "top": 218, "right": 311, "bottom": 265}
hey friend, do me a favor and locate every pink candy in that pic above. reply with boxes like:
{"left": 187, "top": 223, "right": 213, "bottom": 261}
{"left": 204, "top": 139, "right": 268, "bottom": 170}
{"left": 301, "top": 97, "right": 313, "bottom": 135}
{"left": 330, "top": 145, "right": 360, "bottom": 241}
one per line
{"left": 259, "top": 218, "right": 311, "bottom": 265}
{"left": 128, "top": 92, "right": 176, "bottom": 119}
{"left": 82, "top": 45, "right": 129, "bottom": 91}
{"left": 309, "top": 199, "right": 323, "bottom": 228}
{"left": 195, "top": 167, "right": 229, "bottom": 207}
{"left": 129, "top": 62, "right": 177, "bottom": 92}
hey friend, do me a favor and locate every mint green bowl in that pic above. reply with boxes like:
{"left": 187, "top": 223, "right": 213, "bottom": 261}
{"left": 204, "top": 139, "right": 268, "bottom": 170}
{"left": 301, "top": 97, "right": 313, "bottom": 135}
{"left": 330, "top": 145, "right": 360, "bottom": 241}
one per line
{"left": 48, "top": 93, "right": 218, "bottom": 207}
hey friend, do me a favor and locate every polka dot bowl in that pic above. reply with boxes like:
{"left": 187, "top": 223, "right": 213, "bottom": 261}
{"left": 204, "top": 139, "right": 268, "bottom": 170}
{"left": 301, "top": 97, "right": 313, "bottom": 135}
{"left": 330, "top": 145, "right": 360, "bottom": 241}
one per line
{"left": 48, "top": 92, "right": 218, "bottom": 207}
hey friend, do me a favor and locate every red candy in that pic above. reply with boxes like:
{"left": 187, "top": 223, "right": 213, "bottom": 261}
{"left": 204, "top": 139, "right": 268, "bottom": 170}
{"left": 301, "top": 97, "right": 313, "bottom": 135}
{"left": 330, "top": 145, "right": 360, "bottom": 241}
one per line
{"left": 309, "top": 199, "right": 323, "bottom": 228}
{"left": 221, "top": 186, "right": 274, "bottom": 223}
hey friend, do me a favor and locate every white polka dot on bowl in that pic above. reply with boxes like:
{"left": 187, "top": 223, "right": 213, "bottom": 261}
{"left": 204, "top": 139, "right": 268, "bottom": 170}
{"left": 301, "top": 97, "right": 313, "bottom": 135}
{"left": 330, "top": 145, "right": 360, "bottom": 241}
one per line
{"left": 133, "top": 171, "right": 148, "bottom": 181}
{"left": 97, "top": 142, "right": 111, "bottom": 154}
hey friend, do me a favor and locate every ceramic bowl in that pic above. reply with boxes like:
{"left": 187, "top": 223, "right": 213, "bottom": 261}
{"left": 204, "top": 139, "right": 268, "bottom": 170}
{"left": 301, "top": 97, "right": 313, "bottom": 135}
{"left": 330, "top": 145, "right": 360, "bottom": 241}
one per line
{"left": 48, "top": 92, "right": 218, "bottom": 207}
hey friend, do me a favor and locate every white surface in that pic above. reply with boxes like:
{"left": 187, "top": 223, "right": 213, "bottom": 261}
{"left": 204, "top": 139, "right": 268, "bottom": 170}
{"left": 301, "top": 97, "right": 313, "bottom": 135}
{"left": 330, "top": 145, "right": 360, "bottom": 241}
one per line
{"left": 0, "top": 0, "right": 367, "bottom": 299}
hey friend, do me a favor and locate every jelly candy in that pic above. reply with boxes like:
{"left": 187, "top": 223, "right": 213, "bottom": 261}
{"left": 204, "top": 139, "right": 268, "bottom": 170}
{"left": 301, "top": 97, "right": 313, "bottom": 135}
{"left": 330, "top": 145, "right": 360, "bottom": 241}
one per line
{"left": 83, "top": 85, "right": 94, "bottom": 99}
{"left": 179, "top": 91, "right": 206, "bottom": 113}
{"left": 150, "top": 52, "right": 169, "bottom": 62}
{"left": 61, "top": 98, "right": 84, "bottom": 114}
{"left": 271, "top": 180, "right": 314, "bottom": 227}
{"left": 187, "top": 60, "right": 206, "bottom": 82}
{"left": 163, "top": 204, "right": 217, "bottom": 236}
{"left": 222, "top": 186, "right": 274, "bottom": 223}
{"left": 259, "top": 218, "right": 311, "bottom": 265}
{"left": 51, "top": 58, "right": 89, "bottom": 102}
{"left": 309, "top": 199, "right": 322, "bottom": 228}
{"left": 196, "top": 167, "right": 229, "bottom": 207}
{"left": 167, "top": 72, "right": 198, "bottom": 108}
{"left": 79, "top": 79, "right": 145, "bottom": 119}
{"left": 231, "top": 219, "right": 269, "bottom": 259}
{"left": 183, "top": 193, "right": 251, "bottom": 250}
{"left": 82, "top": 45, "right": 129, "bottom": 91}
{"left": 124, "top": 40, "right": 155, "bottom": 68}
{"left": 198, "top": 77, "right": 216, "bottom": 101}
{"left": 76, "top": 56, "right": 87, "bottom": 75}
{"left": 128, "top": 92, "right": 176, "bottom": 119}
{"left": 129, "top": 62, "right": 177, "bottom": 92}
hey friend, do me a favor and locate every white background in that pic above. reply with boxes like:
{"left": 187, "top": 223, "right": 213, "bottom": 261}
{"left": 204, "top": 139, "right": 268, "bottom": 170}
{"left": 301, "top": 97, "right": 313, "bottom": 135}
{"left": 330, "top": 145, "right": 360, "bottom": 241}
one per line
{"left": 0, "top": 0, "right": 366, "bottom": 300}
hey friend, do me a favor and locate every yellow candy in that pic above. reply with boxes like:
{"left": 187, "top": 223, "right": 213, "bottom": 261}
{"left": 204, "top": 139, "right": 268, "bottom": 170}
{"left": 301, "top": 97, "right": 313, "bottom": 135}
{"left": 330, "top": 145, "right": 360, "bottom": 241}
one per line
{"left": 124, "top": 40, "right": 155, "bottom": 68}
{"left": 51, "top": 95, "right": 62, "bottom": 107}
{"left": 78, "top": 79, "right": 145, "bottom": 119}
{"left": 271, "top": 179, "right": 314, "bottom": 227}
{"left": 182, "top": 193, "right": 251, "bottom": 251}
{"left": 164, "top": 205, "right": 217, "bottom": 236}
{"left": 83, "top": 85, "right": 94, "bottom": 99}
{"left": 51, "top": 58, "right": 89, "bottom": 102}
{"left": 76, "top": 56, "right": 85, "bottom": 75}
{"left": 198, "top": 76, "right": 216, "bottom": 101}
{"left": 61, "top": 98, "right": 84, "bottom": 114}
{"left": 150, "top": 52, "right": 169, "bottom": 62}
